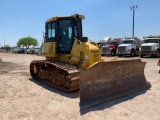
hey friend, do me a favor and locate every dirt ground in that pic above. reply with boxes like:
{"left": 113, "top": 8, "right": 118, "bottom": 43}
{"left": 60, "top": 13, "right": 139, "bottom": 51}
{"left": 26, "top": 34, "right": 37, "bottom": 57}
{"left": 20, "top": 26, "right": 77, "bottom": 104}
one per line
{"left": 0, "top": 53, "right": 160, "bottom": 120}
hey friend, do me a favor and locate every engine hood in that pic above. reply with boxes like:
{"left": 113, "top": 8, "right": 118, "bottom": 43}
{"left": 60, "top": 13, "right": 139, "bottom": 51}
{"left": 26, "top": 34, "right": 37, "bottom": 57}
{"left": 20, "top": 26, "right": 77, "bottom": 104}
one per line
{"left": 119, "top": 44, "right": 132, "bottom": 47}
{"left": 108, "top": 45, "right": 116, "bottom": 48}
{"left": 102, "top": 45, "right": 108, "bottom": 48}
{"left": 141, "top": 43, "right": 158, "bottom": 46}
{"left": 103, "top": 44, "right": 115, "bottom": 47}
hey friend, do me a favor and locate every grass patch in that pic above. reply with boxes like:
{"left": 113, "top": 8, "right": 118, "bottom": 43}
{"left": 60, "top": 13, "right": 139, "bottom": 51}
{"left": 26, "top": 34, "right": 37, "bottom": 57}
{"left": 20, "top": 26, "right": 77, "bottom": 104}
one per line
{"left": 0, "top": 58, "right": 13, "bottom": 65}
{"left": 2, "top": 61, "right": 12, "bottom": 64}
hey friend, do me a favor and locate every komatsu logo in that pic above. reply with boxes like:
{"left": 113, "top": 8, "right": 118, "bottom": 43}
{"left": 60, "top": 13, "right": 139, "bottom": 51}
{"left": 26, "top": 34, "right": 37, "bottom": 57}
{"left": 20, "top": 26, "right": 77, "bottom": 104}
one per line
{"left": 91, "top": 50, "right": 99, "bottom": 53}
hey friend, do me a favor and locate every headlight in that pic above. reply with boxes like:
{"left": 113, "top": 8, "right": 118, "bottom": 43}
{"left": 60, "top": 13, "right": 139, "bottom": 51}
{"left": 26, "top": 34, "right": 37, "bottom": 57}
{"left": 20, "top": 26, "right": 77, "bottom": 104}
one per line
{"left": 155, "top": 47, "right": 158, "bottom": 51}
{"left": 109, "top": 48, "right": 112, "bottom": 51}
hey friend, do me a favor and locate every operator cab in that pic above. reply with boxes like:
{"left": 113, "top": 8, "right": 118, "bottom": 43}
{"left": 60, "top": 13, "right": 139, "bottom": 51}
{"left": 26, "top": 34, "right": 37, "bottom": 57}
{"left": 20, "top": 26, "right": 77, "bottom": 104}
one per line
{"left": 44, "top": 14, "right": 86, "bottom": 54}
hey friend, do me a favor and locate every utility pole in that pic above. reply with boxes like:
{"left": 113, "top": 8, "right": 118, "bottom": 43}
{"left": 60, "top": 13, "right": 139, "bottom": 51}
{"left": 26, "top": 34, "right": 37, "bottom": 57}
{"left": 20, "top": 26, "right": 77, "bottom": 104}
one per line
{"left": 130, "top": 5, "right": 138, "bottom": 37}
{"left": 4, "top": 38, "right": 5, "bottom": 46}
{"left": 4, "top": 38, "right": 5, "bottom": 51}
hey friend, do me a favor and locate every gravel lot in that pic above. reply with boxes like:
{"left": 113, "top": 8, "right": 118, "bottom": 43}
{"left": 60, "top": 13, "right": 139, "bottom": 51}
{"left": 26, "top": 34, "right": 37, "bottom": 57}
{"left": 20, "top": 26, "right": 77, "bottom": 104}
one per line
{"left": 0, "top": 53, "right": 160, "bottom": 120}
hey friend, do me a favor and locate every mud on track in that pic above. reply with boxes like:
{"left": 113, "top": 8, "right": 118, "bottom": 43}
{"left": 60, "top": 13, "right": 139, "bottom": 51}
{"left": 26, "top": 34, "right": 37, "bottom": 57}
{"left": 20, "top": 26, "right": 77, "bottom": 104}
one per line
{"left": 0, "top": 53, "right": 160, "bottom": 120}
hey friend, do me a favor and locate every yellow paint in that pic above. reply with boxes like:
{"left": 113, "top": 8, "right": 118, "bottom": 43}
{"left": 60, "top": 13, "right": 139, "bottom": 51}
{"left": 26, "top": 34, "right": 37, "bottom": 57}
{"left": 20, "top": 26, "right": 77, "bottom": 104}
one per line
{"left": 39, "top": 14, "right": 104, "bottom": 68}
{"left": 39, "top": 37, "right": 103, "bottom": 68}
{"left": 41, "top": 42, "right": 56, "bottom": 57}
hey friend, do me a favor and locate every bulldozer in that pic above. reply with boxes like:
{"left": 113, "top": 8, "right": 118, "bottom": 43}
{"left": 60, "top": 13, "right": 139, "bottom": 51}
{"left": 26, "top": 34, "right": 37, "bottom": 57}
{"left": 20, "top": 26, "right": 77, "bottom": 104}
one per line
{"left": 30, "top": 14, "right": 151, "bottom": 110}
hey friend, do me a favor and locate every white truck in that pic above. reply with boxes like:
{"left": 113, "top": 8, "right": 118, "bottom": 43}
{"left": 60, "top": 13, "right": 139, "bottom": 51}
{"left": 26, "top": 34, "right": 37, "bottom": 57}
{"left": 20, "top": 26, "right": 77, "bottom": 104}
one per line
{"left": 117, "top": 37, "right": 142, "bottom": 57}
{"left": 97, "top": 37, "right": 111, "bottom": 46}
{"left": 140, "top": 35, "right": 160, "bottom": 58}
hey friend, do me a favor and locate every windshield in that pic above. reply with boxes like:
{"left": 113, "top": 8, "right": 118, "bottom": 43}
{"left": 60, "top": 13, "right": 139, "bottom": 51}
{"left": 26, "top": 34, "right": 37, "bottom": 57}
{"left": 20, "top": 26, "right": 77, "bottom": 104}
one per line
{"left": 122, "top": 40, "right": 133, "bottom": 44}
{"left": 107, "top": 42, "right": 118, "bottom": 45}
{"left": 144, "top": 39, "right": 159, "bottom": 43}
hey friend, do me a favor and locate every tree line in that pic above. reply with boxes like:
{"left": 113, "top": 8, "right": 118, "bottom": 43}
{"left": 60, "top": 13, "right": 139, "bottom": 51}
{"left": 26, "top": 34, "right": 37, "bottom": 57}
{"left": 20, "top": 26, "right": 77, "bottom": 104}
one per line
{"left": 0, "top": 37, "right": 38, "bottom": 51}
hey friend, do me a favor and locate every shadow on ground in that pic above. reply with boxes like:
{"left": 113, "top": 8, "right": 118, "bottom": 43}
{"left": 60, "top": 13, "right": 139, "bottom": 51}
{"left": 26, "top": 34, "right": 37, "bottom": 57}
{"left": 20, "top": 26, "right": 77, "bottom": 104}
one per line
{"left": 29, "top": 78, "right": 149, "bottom": 115}
{"left": 80, "top": 89, "right": 148, "bottom": 115}
{"left": 29, "top": 78, "right": 79, "bottom": 98}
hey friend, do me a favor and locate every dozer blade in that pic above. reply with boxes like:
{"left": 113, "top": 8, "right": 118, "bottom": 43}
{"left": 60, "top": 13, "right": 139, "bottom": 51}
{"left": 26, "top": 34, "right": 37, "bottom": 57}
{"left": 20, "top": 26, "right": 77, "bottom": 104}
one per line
{"left": 79, "top": 59, "right": 151, "bottom": 110}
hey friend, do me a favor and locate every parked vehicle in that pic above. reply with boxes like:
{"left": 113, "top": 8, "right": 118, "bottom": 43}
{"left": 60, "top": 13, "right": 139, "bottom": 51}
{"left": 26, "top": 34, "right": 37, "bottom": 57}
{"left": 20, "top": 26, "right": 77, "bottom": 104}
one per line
{"left": 26, "top": 48, "right": 35, "bottom": 54}
{"left": 0, "top": 49, "right": 4, "bottom": 52}
{"left": 139, "top": 35, "right": 160, "bottom": 58}
{"left": 13, "top": 48, "right": 25, "bottom": 53}
{"left": 101, "top": 38, "right": 122, "bottom": 56}
{"left": 117, "top": 37, "right": 142, "bottom": 57}
{"left": 97, "top": 37, "right": 111, "bottom": 46}
{"left": 34, "top": 48, "right": 40, "bottom": 54}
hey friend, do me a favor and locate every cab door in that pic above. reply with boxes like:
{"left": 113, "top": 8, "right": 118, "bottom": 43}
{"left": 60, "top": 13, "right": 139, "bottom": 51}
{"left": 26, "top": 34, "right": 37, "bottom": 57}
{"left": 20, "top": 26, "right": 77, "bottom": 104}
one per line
{"left": 56, "top": 18, "right": 74, "bottom": 54}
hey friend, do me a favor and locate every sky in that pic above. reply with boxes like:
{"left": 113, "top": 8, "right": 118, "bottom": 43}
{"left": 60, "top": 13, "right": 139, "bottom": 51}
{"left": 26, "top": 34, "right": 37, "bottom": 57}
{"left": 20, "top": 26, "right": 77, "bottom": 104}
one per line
{"left": 0, "top": 0, "right": 160, "bottom": 47}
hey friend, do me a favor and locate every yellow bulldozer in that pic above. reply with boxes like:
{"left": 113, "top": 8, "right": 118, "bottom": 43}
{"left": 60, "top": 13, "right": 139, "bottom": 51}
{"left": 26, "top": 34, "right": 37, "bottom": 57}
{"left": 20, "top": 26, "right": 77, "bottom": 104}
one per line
{"left": 30, "top": 14, "right": 151, "bottom": 110}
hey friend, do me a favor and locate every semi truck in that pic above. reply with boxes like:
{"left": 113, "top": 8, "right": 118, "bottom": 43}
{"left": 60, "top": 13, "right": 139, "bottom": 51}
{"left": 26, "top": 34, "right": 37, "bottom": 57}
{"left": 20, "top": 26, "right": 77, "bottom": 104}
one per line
{"left": 97, "top": 37, "right": 111, "bottom": 47}
{"left": 140, "top": 35, "right": 160, "bottom": 58}
{"left": 117, "top": 37, "right": 141, "bottom": 57}
{"left": 101, "top": 38, "right": 122, "bottom": 56}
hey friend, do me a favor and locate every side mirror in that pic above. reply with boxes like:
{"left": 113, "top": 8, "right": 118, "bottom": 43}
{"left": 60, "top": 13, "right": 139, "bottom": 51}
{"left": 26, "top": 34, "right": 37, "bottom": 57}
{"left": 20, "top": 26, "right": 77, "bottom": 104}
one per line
{"left": 43, "top": 32, "right": 45, "bottom": 38}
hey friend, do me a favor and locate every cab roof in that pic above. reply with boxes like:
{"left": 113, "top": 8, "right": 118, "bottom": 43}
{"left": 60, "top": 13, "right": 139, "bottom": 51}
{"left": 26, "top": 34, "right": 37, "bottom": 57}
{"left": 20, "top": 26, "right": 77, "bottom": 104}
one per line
{"left": 143, "top": 35, "right": 160, "bottom": 39}
{"left": 46, "top": 14, "right": 85, "bottom": 23}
